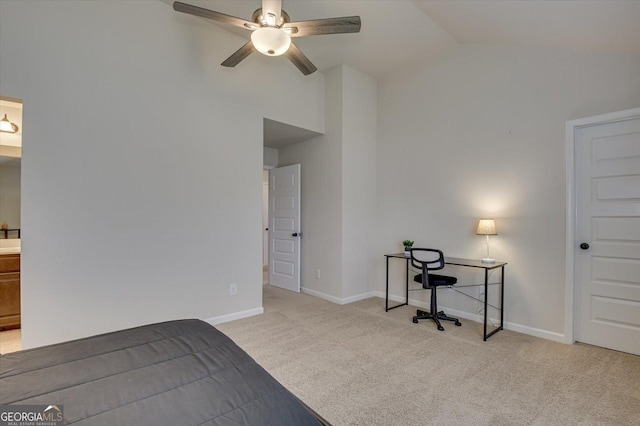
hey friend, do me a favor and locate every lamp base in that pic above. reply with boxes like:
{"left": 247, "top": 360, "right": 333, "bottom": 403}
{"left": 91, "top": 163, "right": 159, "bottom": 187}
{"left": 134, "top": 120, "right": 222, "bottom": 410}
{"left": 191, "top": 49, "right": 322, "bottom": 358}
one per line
{"left": 482, "top": 258, "right": 495, "bottom": 264}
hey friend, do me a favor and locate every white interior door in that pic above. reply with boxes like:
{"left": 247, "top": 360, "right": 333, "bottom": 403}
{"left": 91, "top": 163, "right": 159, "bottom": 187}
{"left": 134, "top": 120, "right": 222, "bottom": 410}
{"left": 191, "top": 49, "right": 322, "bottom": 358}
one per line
{"left": 262, "top": 181, "right": 269, "bottom": 267}
{"left": 575, "top": 115, "right": 640, "bottom": 355}
{"left": 269, "top": 164, "right": 301, "bottom": 292}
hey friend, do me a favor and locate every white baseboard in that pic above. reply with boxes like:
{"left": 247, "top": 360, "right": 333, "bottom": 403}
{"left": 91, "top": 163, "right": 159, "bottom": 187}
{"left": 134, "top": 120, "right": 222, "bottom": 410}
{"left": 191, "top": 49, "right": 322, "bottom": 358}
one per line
{"left": 301, "top": 287, "right": 341, "bottom": 303}
{"left": 503, "top": 321, "right": 566, "bottom": 343}
{"left": 204, "top": 307, "right": 264, "bottom": 326}
{"left": 301, "top": 287, "right": 376, "bottom": 305}
{"left": 202, "top": 291, "right": 567, "bottom": 343}
{"left": 373, "top": 291, "right": 567, "bottom": 344}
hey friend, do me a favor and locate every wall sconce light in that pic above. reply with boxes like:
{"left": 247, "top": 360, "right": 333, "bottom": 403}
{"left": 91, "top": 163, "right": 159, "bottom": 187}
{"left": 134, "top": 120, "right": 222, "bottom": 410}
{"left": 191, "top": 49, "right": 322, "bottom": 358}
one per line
{"left": 476, "top": 219, "right": 497, "bottom": 263}
{"left": 0, "top": 114, "right": 19, "bottom": 133}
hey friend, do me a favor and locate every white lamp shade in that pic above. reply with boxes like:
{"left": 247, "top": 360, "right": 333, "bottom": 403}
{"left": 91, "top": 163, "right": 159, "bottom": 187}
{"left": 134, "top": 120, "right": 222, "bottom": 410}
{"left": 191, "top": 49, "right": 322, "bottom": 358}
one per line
{"left": 251, "top": 27, "right": 291, "bottom": 56}
{"left": 476, "top": 219, "right": 497, "bottom": 235}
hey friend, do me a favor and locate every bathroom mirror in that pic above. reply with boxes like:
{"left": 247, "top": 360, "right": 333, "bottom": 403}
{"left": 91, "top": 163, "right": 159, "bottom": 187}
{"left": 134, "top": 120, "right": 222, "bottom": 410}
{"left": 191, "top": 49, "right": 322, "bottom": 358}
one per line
{"left": 0, "top": 97, "right": 23, "bottom": 240}
{"left": 0, "top": 156, "right": 21, "bottom": 239}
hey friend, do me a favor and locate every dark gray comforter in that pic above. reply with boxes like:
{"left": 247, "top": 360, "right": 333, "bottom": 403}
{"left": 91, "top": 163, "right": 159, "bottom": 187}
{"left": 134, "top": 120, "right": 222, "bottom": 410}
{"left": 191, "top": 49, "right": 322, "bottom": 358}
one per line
{"left": 0, "top": 319, "right": 328, "bottom": 425}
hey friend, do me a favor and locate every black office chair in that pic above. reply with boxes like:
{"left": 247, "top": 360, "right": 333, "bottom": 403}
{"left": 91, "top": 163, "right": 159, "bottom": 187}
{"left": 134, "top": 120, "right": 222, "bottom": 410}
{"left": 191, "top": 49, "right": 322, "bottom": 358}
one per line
{"left": 411, "top": 248, "right": 461, "bottom": 331}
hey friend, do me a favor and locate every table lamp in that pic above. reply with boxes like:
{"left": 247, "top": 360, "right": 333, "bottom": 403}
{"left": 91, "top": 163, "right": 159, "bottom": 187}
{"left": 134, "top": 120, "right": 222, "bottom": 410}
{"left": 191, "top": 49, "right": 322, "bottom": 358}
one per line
{"left": 476, "top": 219, "right": 497, "bottom": 263}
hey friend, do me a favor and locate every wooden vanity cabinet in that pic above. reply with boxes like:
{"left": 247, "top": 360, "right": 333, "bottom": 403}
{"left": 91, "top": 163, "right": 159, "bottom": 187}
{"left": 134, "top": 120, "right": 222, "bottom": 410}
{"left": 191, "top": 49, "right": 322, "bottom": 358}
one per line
{"left": 0, "top": 253, "right": 20, "bottom": 330}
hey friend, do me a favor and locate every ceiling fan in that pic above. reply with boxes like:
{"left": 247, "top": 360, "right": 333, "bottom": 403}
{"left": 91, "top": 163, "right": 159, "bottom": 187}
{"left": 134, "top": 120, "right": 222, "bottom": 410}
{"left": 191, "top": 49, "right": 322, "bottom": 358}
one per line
{"left": 173, "top": 0, "right": 361, "bottom": 75}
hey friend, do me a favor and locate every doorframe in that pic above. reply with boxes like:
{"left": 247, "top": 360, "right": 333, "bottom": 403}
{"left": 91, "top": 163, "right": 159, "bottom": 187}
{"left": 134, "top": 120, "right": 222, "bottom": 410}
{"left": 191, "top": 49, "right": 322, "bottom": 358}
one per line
{"left": 263, "top": 165, "right": 274, "bottom": 276}
{"left": 564, "top": 107, "right": 640, "bottom": 344}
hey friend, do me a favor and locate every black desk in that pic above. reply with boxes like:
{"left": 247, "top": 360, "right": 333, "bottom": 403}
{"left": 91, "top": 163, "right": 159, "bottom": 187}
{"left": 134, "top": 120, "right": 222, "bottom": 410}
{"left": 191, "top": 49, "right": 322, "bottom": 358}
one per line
{"left": 384, "top": 253, "right": 507, "bottom": 341}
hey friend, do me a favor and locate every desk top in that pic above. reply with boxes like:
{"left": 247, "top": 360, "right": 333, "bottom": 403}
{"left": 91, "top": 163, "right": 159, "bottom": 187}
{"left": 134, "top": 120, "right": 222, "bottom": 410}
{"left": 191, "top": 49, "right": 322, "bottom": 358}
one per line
{"left": 385, "top": 253, "right": 507, "bottom": 269}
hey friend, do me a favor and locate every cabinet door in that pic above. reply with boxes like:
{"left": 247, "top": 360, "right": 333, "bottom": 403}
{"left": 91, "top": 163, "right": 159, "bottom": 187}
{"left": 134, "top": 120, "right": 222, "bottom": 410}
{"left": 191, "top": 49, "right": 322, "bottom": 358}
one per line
{"left": 0, "top": 272, "right": 21, "bottom": 329}
{"left": 0, "top": 254, "right": 20, "bottom": 272}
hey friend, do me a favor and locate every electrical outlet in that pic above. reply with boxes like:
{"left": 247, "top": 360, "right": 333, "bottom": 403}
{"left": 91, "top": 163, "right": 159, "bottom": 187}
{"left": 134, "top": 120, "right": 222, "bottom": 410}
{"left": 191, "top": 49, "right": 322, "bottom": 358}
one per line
{"left": 315, "top": 268, "right": 321, "bottom": 279}
{"left": 230, "top": 283, "right": 237, "bottom": 296}
{"left": 479, "top": 291, "right": 485, "bottom": 301}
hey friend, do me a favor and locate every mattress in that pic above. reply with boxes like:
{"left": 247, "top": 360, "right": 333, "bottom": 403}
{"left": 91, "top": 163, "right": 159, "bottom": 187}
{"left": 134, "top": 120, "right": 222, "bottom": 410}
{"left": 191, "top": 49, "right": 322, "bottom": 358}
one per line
{"left": 0, "top": 319, "right": 328, "bottom": 425}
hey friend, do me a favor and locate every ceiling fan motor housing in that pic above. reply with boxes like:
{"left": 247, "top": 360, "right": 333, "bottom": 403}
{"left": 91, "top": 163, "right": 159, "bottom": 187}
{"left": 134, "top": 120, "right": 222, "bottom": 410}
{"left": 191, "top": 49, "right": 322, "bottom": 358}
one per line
{"left": 252, "top": 8, "right": 291, "bottom": 27}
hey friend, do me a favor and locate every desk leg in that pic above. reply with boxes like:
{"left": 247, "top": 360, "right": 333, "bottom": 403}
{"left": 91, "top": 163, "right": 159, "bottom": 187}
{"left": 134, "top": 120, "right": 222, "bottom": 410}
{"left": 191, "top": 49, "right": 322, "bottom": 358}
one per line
{"left": 405, "top": 258, "right": 409, "bottom": 306}
{"left": 483, "top": 268, "right": 488, "bottom": 341}
{"left": 484, "top": 266, "right": 505, "bottom": 340}
{"left": 385, "top": 256, "right": 390, "bottom": 311}
{"left": 499, "top": 266, "right": 504, "bottom": 330}
{"left": 385, "top": 256, "right": 409, "bottom": 312}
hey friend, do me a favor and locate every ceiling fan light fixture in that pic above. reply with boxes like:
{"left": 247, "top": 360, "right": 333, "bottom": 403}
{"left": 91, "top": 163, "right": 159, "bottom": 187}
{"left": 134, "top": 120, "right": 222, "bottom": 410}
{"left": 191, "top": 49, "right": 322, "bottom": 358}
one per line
{"left": 173, "top": 1, "right": 360, "bottom": 75}
{"left": 0, "top": 114, "right": 19, "bottom": 133}
{"left": 251, "top": 27, "right": 291, "bottom": 56}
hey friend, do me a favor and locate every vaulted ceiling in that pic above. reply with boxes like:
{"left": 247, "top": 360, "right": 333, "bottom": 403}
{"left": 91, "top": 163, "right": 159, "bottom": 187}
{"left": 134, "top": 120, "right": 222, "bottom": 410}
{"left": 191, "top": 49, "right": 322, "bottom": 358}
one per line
{"left": 160, "top": 0, "right": 640, "bottom": 147}
{"left": 161, "top": 0, "right": 640, "bottom": 80}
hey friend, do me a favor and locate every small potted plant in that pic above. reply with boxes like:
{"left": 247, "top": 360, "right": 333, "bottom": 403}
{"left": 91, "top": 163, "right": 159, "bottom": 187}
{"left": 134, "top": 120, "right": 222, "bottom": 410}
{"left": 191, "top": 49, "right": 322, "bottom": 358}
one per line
{"left": 402, "top": 240, "right": 414, "bottom": 255}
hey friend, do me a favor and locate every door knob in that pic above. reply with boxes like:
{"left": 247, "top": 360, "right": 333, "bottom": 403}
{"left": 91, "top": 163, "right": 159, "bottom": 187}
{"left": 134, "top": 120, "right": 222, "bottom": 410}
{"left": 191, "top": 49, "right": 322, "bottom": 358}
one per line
{"left": 292, "top": 232, "right": 302, "bottom": 237}
{"left": 580, "top": 243, "right": 590, "bottom": 250}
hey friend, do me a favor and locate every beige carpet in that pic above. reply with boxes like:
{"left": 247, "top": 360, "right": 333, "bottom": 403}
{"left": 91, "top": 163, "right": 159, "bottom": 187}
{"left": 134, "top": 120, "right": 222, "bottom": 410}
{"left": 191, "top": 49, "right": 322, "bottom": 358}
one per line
{"left": 217, "top": 285, "right": 640, "bottom": 426}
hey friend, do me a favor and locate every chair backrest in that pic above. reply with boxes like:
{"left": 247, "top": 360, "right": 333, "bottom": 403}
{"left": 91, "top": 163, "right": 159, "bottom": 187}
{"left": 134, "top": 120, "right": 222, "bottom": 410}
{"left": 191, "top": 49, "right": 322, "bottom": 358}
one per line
{"left": 410, "top": 248, "right": 445, "bottom": 272}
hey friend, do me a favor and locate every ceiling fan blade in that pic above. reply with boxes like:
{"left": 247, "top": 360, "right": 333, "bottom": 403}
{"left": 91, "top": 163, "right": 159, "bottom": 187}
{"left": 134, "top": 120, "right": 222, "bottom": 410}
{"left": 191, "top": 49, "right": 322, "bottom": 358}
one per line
{"left": 285, "top": 42, "right": 317, "bottom": 75}
{"left": 221, "top": 41, "right": 256, "bottom": 68}
{"left": 283, "top": 16, "right": 361, "bottom": 37}
{"left": 173, "top": 2, "right": 254, "bottom": 30}
{"left": 261, "top": 0, "right": 283, "bottom": 26}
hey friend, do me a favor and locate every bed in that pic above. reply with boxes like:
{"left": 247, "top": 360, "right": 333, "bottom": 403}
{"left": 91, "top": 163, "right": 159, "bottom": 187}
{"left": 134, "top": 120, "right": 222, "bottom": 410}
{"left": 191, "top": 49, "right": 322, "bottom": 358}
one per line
{"left": 0, "top": 319, "right": 329, "bottom": 425}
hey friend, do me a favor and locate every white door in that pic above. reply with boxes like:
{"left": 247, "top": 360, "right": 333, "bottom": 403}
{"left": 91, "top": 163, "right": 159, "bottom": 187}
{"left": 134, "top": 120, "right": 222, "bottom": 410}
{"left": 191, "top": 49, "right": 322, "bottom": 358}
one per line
{"left": 262, "top": 181, "right": 269, "bottom": 267}
{"left": 575, "top": 115, "right": 640, "bottom": 355}
{"left": 269, "top": 164, "right": 301, "bottom": 292}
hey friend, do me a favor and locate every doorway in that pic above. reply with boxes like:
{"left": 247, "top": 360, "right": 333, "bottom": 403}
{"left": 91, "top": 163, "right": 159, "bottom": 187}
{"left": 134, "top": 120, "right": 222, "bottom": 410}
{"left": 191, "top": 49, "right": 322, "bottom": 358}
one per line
{"left": 566, "top": 108, "right": 640, "bottom": 356}
{"left": 0, "top": 96, "right": 23, "bottom": 354}
{"left": 262, "top": 118, "right": 321, "bottom": 293}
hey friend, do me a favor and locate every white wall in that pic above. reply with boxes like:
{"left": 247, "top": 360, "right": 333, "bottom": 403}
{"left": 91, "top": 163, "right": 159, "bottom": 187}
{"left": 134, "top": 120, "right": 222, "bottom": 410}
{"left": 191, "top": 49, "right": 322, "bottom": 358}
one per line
{"left": 0, "top": 0, "right": 324, "bottom": 348}
{"left": 279, "top": 65, "right": 377, "bottom": 302}
{"left": 263, "top": 147, "right": 278, "bottom": 169}
{"left": 376, "top": 44, "right": 640, "bottom": 337}
{"left": 341, "top": 67, "right": 377, "bottom": 300}
{"left": 279, "top": 67, "right": 344, "bottom": 300}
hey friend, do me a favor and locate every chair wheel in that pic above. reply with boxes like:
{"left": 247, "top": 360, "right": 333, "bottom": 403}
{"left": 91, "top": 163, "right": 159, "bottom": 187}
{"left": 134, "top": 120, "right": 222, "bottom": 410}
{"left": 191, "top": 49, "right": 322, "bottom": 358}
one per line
{"left": 455, "top": 322, "right": 461, "bottom": 326}
{"left": 437, "top": 325, "right": 444, "bottom": 331}
{"left": 412, "top": 317, "right": 419, "bottom": 323}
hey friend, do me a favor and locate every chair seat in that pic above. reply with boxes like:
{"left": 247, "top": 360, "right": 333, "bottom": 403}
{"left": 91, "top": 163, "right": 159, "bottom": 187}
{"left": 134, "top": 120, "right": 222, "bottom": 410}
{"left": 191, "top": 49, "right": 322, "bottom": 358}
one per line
{"left": 414, "top": 273, "right": 457, "bottom": 287}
